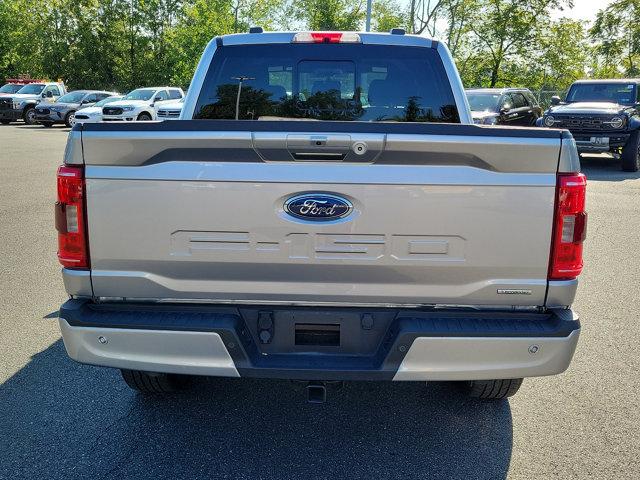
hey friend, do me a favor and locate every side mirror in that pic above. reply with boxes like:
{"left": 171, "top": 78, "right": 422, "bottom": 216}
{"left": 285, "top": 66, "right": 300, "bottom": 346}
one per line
{"left": 41, "top": 93, "right": 46, "bottom": 98}
{"left": 81, "top": 99, "right": 91, "bottom": 104}
{"left": 154, "top": 96, "right": 162, "bottom": 102}
{"left": 550, "top": 96, "right": 561, "bottom": 106}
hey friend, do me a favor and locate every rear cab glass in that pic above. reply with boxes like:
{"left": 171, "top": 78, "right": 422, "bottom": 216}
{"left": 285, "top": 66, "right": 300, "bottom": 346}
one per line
{"left": 194, "top": 43, "right": 460, "bottom": 123}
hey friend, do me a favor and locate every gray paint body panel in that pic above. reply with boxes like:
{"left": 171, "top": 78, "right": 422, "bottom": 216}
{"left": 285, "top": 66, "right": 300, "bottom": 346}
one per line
{"left": 83, "top": 149, "right": 558, "bottom": 305}
{"left": 64, "top": 32, "right": 580, "bottom": 308}
{"left": 393, "top": 329, "right": 580, "bottom": 380}
{"left": 59, "top": 319, "right": 240, "bottom": 377}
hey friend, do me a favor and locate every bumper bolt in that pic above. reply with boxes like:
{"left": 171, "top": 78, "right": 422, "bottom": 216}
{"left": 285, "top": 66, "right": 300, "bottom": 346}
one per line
{"left": 98, "top": 336, "right": 108, "bottom": 344}
{"left": 399, "top": 345, "right": 407, "bottom": 353}
{"left": 528, "top": 344, "right": 539, "bottom": 355}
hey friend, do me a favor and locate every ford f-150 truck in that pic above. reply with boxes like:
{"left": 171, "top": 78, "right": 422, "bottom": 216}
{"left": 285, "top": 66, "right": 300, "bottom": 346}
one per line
{"left": 56, "top": 30, "right": 585, "bottom": 402}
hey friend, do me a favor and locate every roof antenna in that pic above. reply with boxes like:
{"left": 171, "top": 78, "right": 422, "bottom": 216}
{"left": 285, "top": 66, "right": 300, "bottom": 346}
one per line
{"left": 232, "top": 76, "right": 255, "bottom": 120}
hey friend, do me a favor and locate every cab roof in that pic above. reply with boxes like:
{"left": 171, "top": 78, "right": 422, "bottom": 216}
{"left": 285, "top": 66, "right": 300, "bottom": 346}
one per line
{"left": 219, "top": 31, "right": 436, "bottom": 48}
{"left": 465, "top": 88, "right": 532, "bottom": 94}
{"left": 572, "top": 78, "right": 640, "bottom": 84}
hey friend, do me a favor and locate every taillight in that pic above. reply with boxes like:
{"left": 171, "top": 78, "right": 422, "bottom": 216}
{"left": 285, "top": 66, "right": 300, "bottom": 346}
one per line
{"left": 292, "top": 32, "right": 361, "bottom": 43}
{"left": 549, "top": 173, "right": 587, "bottom": 280}
{"left": 56, "top": 165, "right": 89, "bottom": 268}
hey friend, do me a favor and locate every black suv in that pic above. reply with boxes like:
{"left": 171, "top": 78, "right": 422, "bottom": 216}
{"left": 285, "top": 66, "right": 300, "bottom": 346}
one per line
{"left": 466, "top": 88, "right": 542, "bottom": 126}
{"left": 539, "top": 79, "right": 640, "bottom": 171}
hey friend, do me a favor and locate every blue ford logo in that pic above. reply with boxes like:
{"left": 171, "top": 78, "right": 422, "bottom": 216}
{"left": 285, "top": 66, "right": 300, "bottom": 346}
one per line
{"left": 284, "top": 193, "right": 353, "bottom": 221}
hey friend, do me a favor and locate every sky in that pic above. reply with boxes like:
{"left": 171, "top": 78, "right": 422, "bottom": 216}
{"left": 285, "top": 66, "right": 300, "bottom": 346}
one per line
{"left": 399, "top": 0, "right": 616, "bottom": 25}
{"left": 551, "top": 0, "right": 615, "bottom": 22}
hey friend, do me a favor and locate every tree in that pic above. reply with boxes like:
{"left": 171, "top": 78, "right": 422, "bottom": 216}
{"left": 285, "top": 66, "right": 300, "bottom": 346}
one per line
{"left": 536, "top": 19, "right": 589, "bottom": 91}
{"left": 293, "top": 0, "right": 366, "bottom": 30}
{"left": 0, "top": 0, "right": 629, "bottom": 98}
{"left": 408, "top": 0, "right": 445, "bottom": 36}
{"left": 372, "top": 0, "right": 408, "bottom": 32}
{"left": 590, "top": 0, "right": 640, "bottom": 77}
{"left": 441, "top": 0, "right": 478, "bottom": 57}
{"left": 468, "top": 0, "right": 572, "bottom": 87}
{"left": 165, "top": 0, "right": 235, "bottom": 87}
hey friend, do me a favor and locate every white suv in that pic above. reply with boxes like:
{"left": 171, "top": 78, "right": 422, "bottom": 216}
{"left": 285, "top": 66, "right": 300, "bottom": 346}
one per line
{"left": 101, "top": 87, "right": 184, "bottom": 121}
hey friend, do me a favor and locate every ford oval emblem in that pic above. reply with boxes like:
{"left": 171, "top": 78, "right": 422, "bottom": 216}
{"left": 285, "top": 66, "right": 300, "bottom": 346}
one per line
{"left": 284, "top": 193, "right": 353, "bottom": 222}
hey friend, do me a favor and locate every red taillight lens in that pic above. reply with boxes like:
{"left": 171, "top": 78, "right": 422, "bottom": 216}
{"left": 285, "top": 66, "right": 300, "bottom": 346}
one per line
{"left": 56, "top": 165, "right": 89, "bottom": 268}
{"left": 310, "top": 32, "right": 342, "bottom": 43}
{"left": 292, "top": 32, "right": 361, "bottom": 43}
{"left": 549, "top": 173, "right": 587, "bottom": 280}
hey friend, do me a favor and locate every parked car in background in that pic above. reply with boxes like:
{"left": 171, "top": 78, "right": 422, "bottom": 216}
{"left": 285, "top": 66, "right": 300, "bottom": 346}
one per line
{"left": 0, "top": 83, "right": 25, "bottom": 96}
{"left": 466, "top": 88, "right": 542, "bottom": 126}
{"left": 157, "top": 97, "right": 184, "bottom": 120}
{"left": 538, "top": 79, "right": 640, "bottom": 171}
{"left": 102, "top": 87, "right": 184, "bottom": 121}
{"left": 74, "top": 96, "right": 123, "bottom": 124}
{"left": 35, "top": 90, "right": 117, "bottom": 127}
{"left": 0, "top": 81, "right": 67, "bottom": 124}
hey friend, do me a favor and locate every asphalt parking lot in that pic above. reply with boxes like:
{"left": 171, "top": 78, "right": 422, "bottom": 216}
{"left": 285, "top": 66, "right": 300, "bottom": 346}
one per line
{"left": 0, "top": 123, "right": 638, "bottom": 480}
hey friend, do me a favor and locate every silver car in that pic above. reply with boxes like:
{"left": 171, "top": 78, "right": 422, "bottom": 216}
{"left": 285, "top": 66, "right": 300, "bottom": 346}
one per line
{"left": 35, "top": 90, "right": 117, "bottom": 127}
{"left": 74, "top": 96, "right": 124, "bottom": 124}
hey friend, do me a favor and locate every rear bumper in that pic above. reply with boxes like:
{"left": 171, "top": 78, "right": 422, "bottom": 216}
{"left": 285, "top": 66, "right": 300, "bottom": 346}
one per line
{"left": 58, "top": 299, "right": 580, "bottom": 381}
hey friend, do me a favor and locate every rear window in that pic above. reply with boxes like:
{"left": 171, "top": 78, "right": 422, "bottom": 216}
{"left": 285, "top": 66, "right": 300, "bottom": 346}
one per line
{"left": 194, "top": 44, "right": 460, "bottom": 123}
{"left": 0, "top": 84, "right": 23, "bottom": 94}
{"left": 466, "top": 92, "right": 500, "bottom": 111}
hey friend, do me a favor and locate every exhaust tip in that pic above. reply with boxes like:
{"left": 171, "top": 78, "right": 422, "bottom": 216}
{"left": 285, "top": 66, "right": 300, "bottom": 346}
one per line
{"left": 306, "top": 382, "right": 327, "bottom": 404}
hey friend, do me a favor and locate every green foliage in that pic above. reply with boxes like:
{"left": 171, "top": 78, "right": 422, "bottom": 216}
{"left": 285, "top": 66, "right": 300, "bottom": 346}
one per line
{"left": 590, "top": 0, "right": 640, "bottom": 77}
{"left": 167, "top": 0, "right": 236, "bottom": 87}
{"left": 534, "top": 19, "right": 590, "bottom": 91}
{"left": 293, "top": 0, "right": 365, "bottom": 30}
{"left": 465, "top": 0, "right": 572, "bottom": 87}
{"left": 372, "top": 0, "right": 408, "bottom": 32}
{"left": 0, "top": 0, "right": 635, "bottom": 96}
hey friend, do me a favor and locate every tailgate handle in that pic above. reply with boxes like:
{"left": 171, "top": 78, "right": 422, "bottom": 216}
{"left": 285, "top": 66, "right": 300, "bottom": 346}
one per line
{"left": 291, "top": 152, "right": 346, "bottom": 161}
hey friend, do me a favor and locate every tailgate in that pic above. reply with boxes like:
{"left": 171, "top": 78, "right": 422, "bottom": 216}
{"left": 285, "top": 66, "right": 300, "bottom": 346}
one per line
{"left": 78, "top": 121, "right": 563, "bottom": 307}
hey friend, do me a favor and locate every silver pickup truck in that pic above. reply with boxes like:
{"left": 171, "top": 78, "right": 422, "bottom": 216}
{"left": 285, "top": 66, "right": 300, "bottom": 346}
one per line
{"left": 56, "top": 31, "right": 585, "bottom": 402}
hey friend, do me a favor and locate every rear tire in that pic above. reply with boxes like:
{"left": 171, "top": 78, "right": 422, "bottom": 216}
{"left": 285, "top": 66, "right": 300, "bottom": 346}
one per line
{"left": 120, "top": 369, "right": 187, "bottom": 394}
{"left": 464, "top": 378, "right": 523, "bottom": 399}
{"left": 64, "top": 111, "right": 77, "bottom": 128}
{"left": 23, "top": 107, "right": 36, "bottom": 125}
{"left": 137, "top": 112, "right": 152, "bottom": 121}
{"left": 621, "top": 130, "right": 640, "bottom": 172}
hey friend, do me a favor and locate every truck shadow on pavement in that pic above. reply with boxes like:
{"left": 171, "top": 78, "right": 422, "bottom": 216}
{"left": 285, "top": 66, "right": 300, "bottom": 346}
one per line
{"left": 0, "top": 340, "right": 513, "bottom": 480}
{"left": 580, "top": 155, "right": 640, "bottom": 181}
